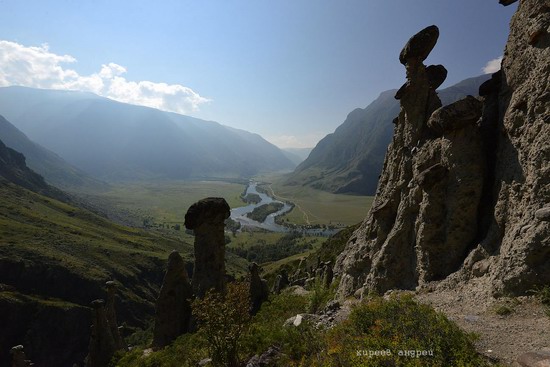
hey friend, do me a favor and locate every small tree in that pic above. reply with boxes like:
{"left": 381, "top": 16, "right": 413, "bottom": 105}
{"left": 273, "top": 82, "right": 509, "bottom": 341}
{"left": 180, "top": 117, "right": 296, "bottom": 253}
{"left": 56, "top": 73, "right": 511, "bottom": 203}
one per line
{"left": 192, "top": 282, "right": 251, "bottom": 367}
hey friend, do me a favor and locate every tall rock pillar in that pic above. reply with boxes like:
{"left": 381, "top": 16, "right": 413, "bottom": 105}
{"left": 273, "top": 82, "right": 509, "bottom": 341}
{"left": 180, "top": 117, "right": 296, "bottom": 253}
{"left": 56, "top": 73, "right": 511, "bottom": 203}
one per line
{"left": 185, "top": 197, "right": 230, "bottom": 298}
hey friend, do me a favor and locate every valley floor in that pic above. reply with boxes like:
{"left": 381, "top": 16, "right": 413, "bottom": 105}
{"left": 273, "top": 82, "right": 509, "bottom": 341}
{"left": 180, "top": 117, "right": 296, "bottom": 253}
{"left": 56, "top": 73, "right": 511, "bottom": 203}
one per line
{"left": 416, "top": 279, "right": 550, "bottom": 366}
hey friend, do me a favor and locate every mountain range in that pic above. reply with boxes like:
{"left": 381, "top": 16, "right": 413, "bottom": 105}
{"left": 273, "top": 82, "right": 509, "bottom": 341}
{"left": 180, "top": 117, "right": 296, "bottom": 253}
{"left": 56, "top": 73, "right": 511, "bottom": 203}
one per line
{"left": 0, "top": 87, "right": 295, "bottom": 183}
{"left": 285, "top": 75, "right": 490, "bottom": 195}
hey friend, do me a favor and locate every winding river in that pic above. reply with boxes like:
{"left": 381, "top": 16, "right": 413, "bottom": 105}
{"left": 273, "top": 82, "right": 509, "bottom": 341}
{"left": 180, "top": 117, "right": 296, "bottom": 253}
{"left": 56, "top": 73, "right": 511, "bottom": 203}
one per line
{"left": 230, "top": 181, "right": 339, "bottom": 236}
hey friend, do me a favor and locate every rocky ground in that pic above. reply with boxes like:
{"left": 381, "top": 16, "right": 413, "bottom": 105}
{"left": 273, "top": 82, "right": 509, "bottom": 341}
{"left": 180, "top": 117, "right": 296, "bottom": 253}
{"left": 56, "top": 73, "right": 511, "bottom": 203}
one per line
{"left": 416, "top": 279, "right": 550, "bottom": 366}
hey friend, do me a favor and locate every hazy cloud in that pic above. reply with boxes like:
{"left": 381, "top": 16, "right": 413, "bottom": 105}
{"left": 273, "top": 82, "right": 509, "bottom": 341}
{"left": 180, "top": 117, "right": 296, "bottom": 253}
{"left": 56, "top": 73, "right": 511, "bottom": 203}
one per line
{"left": 0, "top": 40, "right": 210, "bottom": 114}
{"left": 482, "top": 56, "right": 503, "bottom": 74}
{"left": 267, "top": 132, "right": 325, "bottom": 149}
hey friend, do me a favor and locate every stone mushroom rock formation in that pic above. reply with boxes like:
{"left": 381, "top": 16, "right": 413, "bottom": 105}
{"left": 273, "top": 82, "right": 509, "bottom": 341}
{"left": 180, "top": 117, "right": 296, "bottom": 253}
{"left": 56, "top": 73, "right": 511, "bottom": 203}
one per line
{"left": 10, "top": 345, "right": 32, "bottom": 367}
{"left": 86, "top": 299, "right": 118, "bottom": 367}
{"left": 334, "top": 22, "right": 488, "bottom": 296}
{"left": 152, "top": 250, "right": 194, "bottom": 349}
{"left": 334, "top": 0, "right": 550, "bottom": 299}
{"left": 184, "top": 197, "right": 230, "bottom": 298}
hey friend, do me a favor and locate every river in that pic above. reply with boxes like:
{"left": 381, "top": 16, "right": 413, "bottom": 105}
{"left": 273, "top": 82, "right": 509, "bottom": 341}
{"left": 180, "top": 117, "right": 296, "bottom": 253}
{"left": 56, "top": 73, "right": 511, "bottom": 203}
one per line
{"left": 230, "top": 181, "right": 339, "bottom": 236}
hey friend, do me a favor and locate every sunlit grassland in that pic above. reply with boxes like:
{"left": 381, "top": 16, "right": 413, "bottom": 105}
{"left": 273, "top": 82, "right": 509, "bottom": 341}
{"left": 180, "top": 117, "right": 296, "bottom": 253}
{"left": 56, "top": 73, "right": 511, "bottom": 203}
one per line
{"left": 0, "top": 181, "right": 249, "bottom": 282}
{"left": 96, "top": 180, "right": 246, "bottom": 224}
{"left": 257, "top": 173, "right": 374, "bottom": 226}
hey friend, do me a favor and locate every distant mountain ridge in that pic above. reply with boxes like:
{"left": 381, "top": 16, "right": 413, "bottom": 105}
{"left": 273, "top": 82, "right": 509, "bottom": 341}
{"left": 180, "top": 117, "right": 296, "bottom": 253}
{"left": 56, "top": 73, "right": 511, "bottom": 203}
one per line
{"left": 0, "top": 136, "right": 69, "bottom": 201}
{"left": 0, "top": 115, "right": 106, "bottom": 190}
{"left": 0, "top": 87, "right": 295, "bottom": 181}
{"left": 285, "top": 75, "right": 490, "bottom": 195}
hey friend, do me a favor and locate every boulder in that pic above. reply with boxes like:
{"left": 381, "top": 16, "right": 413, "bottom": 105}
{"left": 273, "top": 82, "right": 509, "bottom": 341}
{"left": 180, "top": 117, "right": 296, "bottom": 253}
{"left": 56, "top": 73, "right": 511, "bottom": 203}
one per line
{"left": 517, "top": 349, "right": 550, "bottom": 367}
{"left": 399, "top": 25, "right": 439, "bottom": 65}
{"left": 246, "top": 346, "right": 282, "bottom": 367}
{"left": 427, "top": 95, "right": 483, "bottom": 134}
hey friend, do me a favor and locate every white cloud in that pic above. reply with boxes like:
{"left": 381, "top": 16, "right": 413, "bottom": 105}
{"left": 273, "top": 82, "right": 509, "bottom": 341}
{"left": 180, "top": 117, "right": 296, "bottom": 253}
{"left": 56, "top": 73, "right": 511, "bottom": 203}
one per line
{"left": 482, "top": 56, "right": 503, "bottom": 74}
{"left": 0, "top": 40, "right": 210, "bottom": 114}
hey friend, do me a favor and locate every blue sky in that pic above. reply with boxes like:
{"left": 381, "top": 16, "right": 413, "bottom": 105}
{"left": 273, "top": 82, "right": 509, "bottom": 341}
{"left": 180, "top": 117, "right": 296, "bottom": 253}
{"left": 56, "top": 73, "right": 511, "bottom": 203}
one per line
{"left": 0, "top": 0, "right": 517, "bottom": 148}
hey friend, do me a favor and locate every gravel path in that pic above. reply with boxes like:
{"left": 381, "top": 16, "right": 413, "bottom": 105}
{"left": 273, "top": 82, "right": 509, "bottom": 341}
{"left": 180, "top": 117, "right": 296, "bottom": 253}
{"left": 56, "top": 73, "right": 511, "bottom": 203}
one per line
{"left": 416, "top": 279, "right": 550, "bottom": 366}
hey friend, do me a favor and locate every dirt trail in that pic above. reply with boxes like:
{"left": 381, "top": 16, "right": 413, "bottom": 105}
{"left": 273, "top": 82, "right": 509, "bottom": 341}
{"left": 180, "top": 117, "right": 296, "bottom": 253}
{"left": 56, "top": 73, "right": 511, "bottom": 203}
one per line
{"left": 416, "top": 279, "right": 550, "bottom": 366}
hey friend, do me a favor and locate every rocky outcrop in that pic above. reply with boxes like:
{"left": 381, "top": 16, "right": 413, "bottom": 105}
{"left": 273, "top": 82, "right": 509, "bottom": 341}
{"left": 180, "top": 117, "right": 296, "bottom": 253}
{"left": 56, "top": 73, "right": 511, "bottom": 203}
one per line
{"left": 474, "top": 0, "right": 550, "bottom": 296}
{"left": 185, "top": 197, "right": 230, "bottom": 297}
{"left": 334, "top": 0, "right": 550, "bottom": 298}
{"left": 245, "top": 346, "right": 282, "bottom": 367}
{"left": 152, "top": 251, "right": 193, "bottom": 348}
{"left": 517, "top": 349, "right": 550, "bottom": 367}
{"left": 249, "top": 263, "right": 268, "bottom": 315}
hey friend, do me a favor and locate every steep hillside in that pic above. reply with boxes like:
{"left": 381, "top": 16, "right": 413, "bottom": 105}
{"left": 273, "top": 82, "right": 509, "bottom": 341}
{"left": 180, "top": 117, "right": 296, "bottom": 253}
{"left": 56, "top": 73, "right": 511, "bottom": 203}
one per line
{"left": 0, "top": 144, "right": 249, "bottom": 366}
{"left": 286, "top": 75, "right": 489, "bottom": 195}
{"left": 0, "top": 87, "right": 294, "bottom": 181}
{"left": 0, "top": 115, "right": 106, "bottom": 191}
{"left": 0, "top": 137, "right": 69, "bottom": 202}
{"left": 335, "top": 0, "right": 549, "bottom": 300}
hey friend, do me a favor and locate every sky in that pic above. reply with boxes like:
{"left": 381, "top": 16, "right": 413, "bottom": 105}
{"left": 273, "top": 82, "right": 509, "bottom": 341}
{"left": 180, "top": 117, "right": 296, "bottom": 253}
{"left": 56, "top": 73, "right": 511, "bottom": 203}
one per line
{"left": 0, "top": 0, "right": 517, "bottom": 148}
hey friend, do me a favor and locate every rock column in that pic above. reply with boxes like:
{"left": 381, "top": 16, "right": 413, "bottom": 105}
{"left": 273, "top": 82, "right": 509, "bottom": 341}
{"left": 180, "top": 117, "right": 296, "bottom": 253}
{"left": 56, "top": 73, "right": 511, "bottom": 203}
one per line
{"left": 86, "top": 299, "right": 117, "bottom": 367}
{"left": 105, "top": 281, "right": 125, "bottom": 350}
{"left": 152, "top": 250, "right": 193, "bottom": 348}
{"left": 184, "top": 197, "right": 230, "bottom": 298}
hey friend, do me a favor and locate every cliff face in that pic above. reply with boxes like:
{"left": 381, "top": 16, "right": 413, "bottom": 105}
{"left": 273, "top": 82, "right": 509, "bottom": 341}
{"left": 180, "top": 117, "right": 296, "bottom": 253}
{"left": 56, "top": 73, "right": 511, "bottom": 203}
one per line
{"left": 335, "top": 0, "right": 549, "bottom": 298}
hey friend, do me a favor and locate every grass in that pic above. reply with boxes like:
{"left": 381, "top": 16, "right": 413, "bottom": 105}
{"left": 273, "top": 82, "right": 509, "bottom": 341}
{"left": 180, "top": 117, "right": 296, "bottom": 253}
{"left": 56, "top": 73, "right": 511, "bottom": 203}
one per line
{"left": 94, "top": 179, "right": 246, "bottom": 224}
{"left": 114, "top": 290, "right": 497, "bottom": 367}
{"left": 261, "top": 174, "right": 374, "bottom": 226}
{"left": 0, "top": 180, "right": 249, "bottom": 323}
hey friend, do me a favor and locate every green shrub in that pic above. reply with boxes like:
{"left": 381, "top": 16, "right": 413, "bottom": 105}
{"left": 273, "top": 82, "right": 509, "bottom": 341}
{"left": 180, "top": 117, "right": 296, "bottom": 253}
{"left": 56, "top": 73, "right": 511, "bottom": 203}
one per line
{"left": 115, "top": 333, "right": 208, "bottom": 367}
{"left": 310, "top": 294, "right": 492, "bottom": 367}
{"left": 308, "top": 278, "right": 337, "bottom": 314}
{"left": 192, "top": 282, "right": 251, "bottom": 367}
{"left": 241, "top": 291, "right": 309, "bottom": 356}
{"left": 530, "top": 285, "right": 550, "bottom": 317}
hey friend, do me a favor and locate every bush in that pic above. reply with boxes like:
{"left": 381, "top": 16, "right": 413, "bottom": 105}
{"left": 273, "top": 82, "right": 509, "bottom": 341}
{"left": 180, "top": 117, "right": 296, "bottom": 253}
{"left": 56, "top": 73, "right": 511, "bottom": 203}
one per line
{"left": 311, "top": 294, "right": 492, "bottom": 367}
{"left": 114, "top": 333, "right": 208, "bottom": 367}
{"left": 530, "top": 285, "right": 550, "bottom": 317}
{"left": 192, "top": 282, "right": 251, "bottom": 367}
{"left": 308, "top": 278, "right": 337, "bottom": 314}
